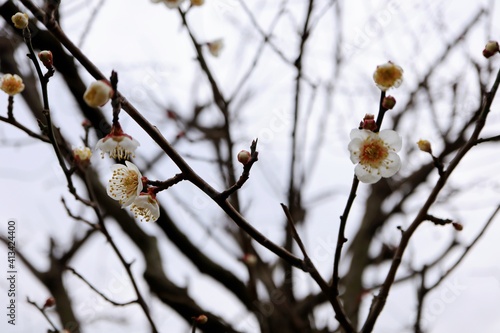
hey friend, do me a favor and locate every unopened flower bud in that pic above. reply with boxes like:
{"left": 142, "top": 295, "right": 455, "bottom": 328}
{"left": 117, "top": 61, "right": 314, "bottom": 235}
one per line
{"left": 483, "top": 41, "right": 499, "bottom": 59}
{"left": 207, "top": 39, "right": 224, "bottom": 57}
{"left": 38, "top": 50, "right": 53, "bottom": 69}
{"left": 360, "top": 114, "right": 377, "bottom": 131}
{"left": 382, "top": 95, "right": 396, "bottom": 109}
{"left": 81, "top": 119, "right": 91, "bottom": 128}
{"left": 73, "top": 147, "right": 92, "bottom": 167}
{"left": 11, "top": 12, "right": 29, "bottom": 29}
{"left": 237, "top": 150, "right": 251, "bottom": 165}
{"left": 452, "top": 222, "right": 463, "bottom": 231}
{"left": 417, "top": 139, "right": 432, "bottom": 154}
{"left": 194, "top": 314, "right": 208, "bottom": 324}
{"left": 191, "top": 0, "right": 204, "bottom": 6}
{"left": 83, "top": 80, "right": 113, "bottom": 107}
{"left": 166, "top": 109, "right": 177, "bottom": 119}
{"left": 242, "top": 253, "right": 257, "bottom": 265}
{"left": 43, "top": 297, "right": 56, "bottom": 308}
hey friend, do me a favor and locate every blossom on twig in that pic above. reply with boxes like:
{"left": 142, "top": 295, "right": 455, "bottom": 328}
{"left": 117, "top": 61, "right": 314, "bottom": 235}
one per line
{"left": 95, "top": 124, "right": 140, "bottom": 160}
{"left": 0, "top": 74, "right": 25, "bottom": 96}
{"left": 130, "top": 192, "right": 160, "bottom": 222}
{"left": 11, "top": 12, "right": 29, "bottom": 29}
{"left": 373, "top": 61, "right": 403, "bottom": 91}
{"left": 73, "top": 147, "right": 92, "bottom": 167}
{"left": 348, "top": 129, "right": 402, "bottom": 184}
{"left": 83, "top": 80, "right": 113, "bottom": 107}
{"left": 107, "top": 161, "right": 144, "bottom": 207}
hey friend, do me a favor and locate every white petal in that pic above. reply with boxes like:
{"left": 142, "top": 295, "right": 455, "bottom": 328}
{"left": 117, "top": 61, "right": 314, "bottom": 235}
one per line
{"left": 122, "top": 136, "right": 140, "bottom": 151}
{"left": 354, "top": 164, "right": 381, "bottom": 184}
{"left": 131, "top": 195, "right": 160, "bottom": 222}
{"left": 379, "top": 152, "right": 401, "bottom": 177}
{"left": 348, "top": 138, "right": 362, "bottom": 163}
{"left": 379, "top": 129, "right": 402, "bottom": 152}
{"left": 125, "top": 161, "right": 144, "bottom": 195}
{"left": 350, "top": 128, "right": 371, "bottom": 141}
{"left": 99, "top": 138, "right": 118, "bottom": 153}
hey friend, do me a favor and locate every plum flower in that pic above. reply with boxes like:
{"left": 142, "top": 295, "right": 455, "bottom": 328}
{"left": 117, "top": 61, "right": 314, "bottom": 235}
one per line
{"left": 107, "top": 161, "right": 143, "bottom": 207}
{"left": 83, "top": 80, "right": 113, "bottom": 107}
{"left": 130, "top": 193, "right": 160, "bottom": 222}
{"left": 348, "top": 129, "right": 402, "bottom": 184}
{"left": 1, "top": 74, "right": 25, "bottom": 96}
{"left": 95, "top": 124, "right": 140, "bottom": 160}
{"left": 73, "top": 147, "right": 92, "bottom": 167}
{"left": 11, "top": 12, "right": 29, "bottom": 29}
{"left": 373, "top": 61, "right": 403, "bottom": 91}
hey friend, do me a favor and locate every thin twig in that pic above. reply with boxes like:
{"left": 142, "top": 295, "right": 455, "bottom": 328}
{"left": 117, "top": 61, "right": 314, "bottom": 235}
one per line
{"left": 427, "top": 204, "right": 500, "bottom": 290}
{"left": 218, "top": 140, "right": 259, "bottom": 200}
{"left": 0, "top": 114, "right": 50, "bottom": 142}
{"left": 27, "top": 297, "right": 60, "bottom": 332}
{"left": 66, "top": 267, "right": 137, "bottom": 306}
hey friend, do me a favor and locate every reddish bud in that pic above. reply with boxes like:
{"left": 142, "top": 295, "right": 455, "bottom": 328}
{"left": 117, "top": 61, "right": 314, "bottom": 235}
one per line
{"left": 452, "top": 222, "right": 463, "bottom": 231}
{"left": 242, "top": 253, "right": 257, "bottom": 265}
{"left": 43, "top": 297, "right": 56, "bottom": 308}
{"left": 360, "top": 114, "right": 377, "bottom": 131}
{"left": 73, "top": 147, "right": 92, "bottom": 167}
{"left": 38, "top": 50, "right": 53, "bottom": 69}
{"left": 483, "top": 41, "right": 499, "bottom": 59}
{"left": 382, "top": 95, "right": 396, "bottom": 109}
{"left": 237, "top": 150, "right": 251, "bottom": 165}
{"left": 166, "top": 109, "right": 177, "bottom": 119}
{"left": 194, "top": 314, "right": 208, "bottom": 324}
{"left": 81, "top": 119, "right": 91, "bottom": 128}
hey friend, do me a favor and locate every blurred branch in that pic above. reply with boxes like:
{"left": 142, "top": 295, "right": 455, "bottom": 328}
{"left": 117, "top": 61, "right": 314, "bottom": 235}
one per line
{"left": 66, "top": 267, "right": 137, "bottom": 306}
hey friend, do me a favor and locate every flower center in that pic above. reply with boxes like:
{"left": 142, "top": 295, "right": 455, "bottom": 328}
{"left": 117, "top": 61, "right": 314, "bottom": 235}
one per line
{"left": 359, "top": 137, "right": 389, "bottom": 168}
{"left": 123, "top": 171, "right": 139, "bottom": 196}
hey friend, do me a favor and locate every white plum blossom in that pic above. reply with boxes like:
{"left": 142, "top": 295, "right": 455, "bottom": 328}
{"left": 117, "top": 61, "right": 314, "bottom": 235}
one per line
{"left": 11, "top": 12, "right": 29, "bottom": 29}
{"left": 107, "top": 161, "right": 143, "bottom": 207}
{"left": 373, "top": 61, "right": 403, "bottom": 91}
{"left": 95, "top": 124, "right": 140, "bottom": 160}
{"left": 348, "top": 129, "right": 402, "bottom": 184}
{"left": 73, "top": 146, "right": 92, "bottom": 166}
{"left": 130, "top": 193, "right": 160, "bottom": 222}
{"left": 83, "top": 80, "right": 113, "bottom": 107}
{"left": 1, "top": 74, "right": 25, "bottom": 96}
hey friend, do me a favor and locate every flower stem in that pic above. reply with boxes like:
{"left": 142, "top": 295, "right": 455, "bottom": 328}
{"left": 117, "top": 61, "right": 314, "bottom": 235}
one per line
{"left": 375, "top": 91, "right": 387, "bottom": 132}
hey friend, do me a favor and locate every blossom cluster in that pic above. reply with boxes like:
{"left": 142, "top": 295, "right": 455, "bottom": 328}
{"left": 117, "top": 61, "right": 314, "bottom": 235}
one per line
{"left": 82, "top": 78, "right": 159, "bottom": 222}
{"left": 347, "top": 61, "right": 404, "bottom": 184}
{"left": 107, "top": 161, "right": 160, "bottom": 222}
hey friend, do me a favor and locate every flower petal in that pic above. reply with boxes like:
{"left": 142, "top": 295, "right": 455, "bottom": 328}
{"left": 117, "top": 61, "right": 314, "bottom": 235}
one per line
{"left": 379, "top": 152, "right": 401, "bottom": 177}
{"left": 354, "top": 164, "right": 381, "bottom": 184}
{"left": 348, "top": 138, "right": 362, "bottom": 163}
{"left": 350, "top": 128, "right": 372, "bottom": 141}
{"left": 379, "top": 129, "right": 402, "bottom": 152}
